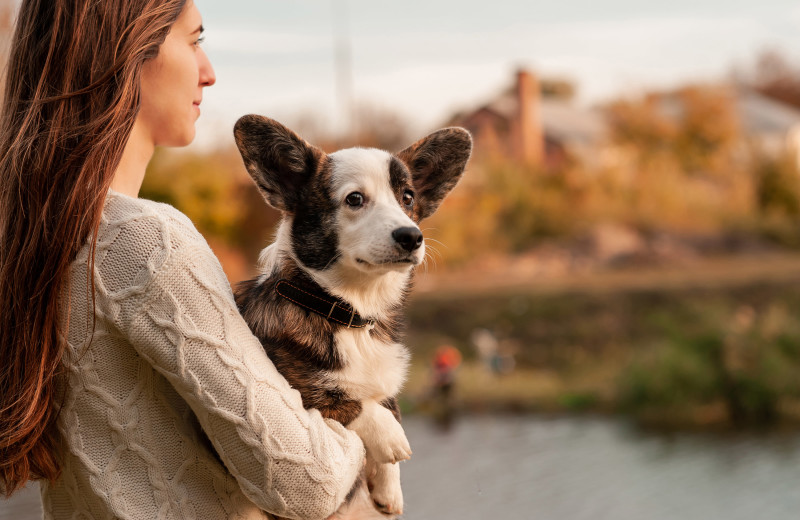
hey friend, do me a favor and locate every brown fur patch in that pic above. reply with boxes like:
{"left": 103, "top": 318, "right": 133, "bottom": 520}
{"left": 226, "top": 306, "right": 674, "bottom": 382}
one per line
{"left": 380, "top": 397, "right": 402, "bottom": 423}
{"left": 388, "top": 157, "right": 415, "bottom": 220}
{"left": 395, "top": 127, "right": 472, "bottom": 221}
{"left": 235, "top": 257, "right": 406, "bottom": 426}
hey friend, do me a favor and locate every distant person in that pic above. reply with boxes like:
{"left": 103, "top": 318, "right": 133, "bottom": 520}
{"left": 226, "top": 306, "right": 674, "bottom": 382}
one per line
{"left": 471, "top": 327, "right": 515, "bottom": 375}
{"left": 429, "top": 344, "right": 462, "bottom": 429}
{"left": 0, "top": 1, "right": 364, "bottom": 519}
{"left": 432, "top": 344, "right": 463, "bottom": 399}
{"left": 471, "top": 328, "right": 499, "bottom": 370}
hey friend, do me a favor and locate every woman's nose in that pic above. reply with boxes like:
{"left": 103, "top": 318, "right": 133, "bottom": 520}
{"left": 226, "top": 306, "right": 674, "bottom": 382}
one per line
{"left": 198, "top": 48, "right": 216, "bottom": 87}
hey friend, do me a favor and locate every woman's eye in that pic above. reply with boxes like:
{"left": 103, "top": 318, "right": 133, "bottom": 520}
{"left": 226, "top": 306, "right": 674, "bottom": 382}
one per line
{"left": 403, "top": 191, "right": 414, "bottom": 207}
{"left": 345, "top": 192, "right": 364, "bottom": 207}
{"left": 194, "top": 36, "right": 205, "bottom": 47}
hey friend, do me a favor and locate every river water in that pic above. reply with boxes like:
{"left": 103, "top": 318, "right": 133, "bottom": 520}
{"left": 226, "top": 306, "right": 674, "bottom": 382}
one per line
{"left": 400, "top": 415, "right": 800, "bottom": 520}
{"left": 3, "top": 415, "right": 800, "bottom": 520}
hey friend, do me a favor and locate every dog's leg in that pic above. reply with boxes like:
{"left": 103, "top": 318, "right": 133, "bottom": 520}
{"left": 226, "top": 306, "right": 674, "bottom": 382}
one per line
{"left": 330, "top": 476, "right": 396, "bottom": 520}
{"left": 348, "top": 399, "right": 411, "bottom": 464}
{"left": 367, "top": 458, "right": 404, "bottom": 517}
{"left": 364, "top": 397, "right": 404, "bottom": 514}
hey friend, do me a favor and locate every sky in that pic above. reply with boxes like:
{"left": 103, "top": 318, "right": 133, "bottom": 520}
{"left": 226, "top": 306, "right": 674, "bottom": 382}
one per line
{"left": 190, "top": 0, "right": 800, "bottom": 151}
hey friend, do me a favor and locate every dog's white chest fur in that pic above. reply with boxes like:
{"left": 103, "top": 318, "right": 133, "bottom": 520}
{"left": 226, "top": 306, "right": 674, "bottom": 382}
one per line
{"left": 328, "top": 328, "right": 410, "bottom": 401}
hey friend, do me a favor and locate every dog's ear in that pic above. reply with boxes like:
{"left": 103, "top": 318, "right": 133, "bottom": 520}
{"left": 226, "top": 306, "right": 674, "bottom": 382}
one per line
{"left": 396, "top": 127, "right": 472, "bottom": 220}
{"left": 234, "top": 115, "right": 325, "bottom": 213}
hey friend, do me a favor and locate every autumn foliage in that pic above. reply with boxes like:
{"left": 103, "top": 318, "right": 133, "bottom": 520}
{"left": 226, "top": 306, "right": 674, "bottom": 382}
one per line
{"left": 143, "top": 77, "right": 800, "bottom": 280}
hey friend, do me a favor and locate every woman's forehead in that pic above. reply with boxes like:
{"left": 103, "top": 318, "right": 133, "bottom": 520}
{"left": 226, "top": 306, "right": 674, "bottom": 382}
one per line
{"left": 175, "top": 1, "right": 203, "bottom": 31}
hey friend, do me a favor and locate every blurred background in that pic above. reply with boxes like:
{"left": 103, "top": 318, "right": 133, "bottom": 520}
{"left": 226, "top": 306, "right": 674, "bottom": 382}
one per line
{"left": 4, "top": 0, "right": 800, "bottom": 518}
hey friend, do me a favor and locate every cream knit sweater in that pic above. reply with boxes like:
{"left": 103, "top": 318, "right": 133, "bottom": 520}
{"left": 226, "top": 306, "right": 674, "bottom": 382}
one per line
{"left": 41, "top": 190, "right": 364, "bottom": 520}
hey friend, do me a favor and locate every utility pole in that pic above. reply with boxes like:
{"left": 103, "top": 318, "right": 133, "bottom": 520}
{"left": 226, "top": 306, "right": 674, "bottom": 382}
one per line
{"left": 331, "top": 0, "right": 355, "bottom": 140}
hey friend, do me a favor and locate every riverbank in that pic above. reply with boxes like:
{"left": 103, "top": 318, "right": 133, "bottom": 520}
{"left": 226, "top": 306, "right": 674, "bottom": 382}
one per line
{"left": 401, "top": 361, "right": 800, "bottom": 432}
{"left": 401, "top": 252, "right": 800, "bottom": 430}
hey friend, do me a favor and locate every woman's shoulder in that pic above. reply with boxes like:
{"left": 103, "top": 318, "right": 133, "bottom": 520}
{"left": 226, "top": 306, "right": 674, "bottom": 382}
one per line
{"left": 88, "top": 189, "right": 221, "bottom": 292}
{"left": 103, "top": 189, "right": 201, "bottom": 243}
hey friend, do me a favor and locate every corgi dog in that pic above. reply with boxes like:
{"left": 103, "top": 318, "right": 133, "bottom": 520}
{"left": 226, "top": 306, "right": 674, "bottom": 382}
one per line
{"left": 233, "top": 115, "right": 471, "bottom": 518}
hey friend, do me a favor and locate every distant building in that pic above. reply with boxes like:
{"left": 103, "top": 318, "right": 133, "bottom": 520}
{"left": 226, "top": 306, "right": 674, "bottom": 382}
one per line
{"left": 448, "top": 69, "right": 608, "bottom": 168}
{"left": 735, "top": 88, "right": 800, "bottom": 163}
{"left": 652, "top": 86, "right": 800, "bottom": 167}
{"left": 451, "top": 68, "right": 800, "bottom": 172}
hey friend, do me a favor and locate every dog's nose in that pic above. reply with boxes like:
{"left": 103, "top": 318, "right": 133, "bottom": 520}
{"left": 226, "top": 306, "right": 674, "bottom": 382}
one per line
{"left": 392, "top": 227, "right": 423, "bottom": 252}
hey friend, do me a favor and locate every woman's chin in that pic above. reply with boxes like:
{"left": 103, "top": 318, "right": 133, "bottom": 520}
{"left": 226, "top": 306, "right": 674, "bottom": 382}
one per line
{"left": 160, "top": 127, "right": 196, "bottom": 148}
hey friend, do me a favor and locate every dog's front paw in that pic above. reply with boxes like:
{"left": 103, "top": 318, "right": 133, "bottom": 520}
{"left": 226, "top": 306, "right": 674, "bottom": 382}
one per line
{"left": 350, "top": 401, "right": 412, "bottom": 464}
{"left": 367, "top": 414, "right": 411, "bottom": 464}
{"left": 368, "top": 461, "right": 403, "bottom": 516}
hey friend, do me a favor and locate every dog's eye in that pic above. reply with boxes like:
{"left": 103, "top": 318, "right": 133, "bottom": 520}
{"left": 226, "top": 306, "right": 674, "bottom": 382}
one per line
{"left": 345, "top": 192, "right": 364, "bottom": 208}
{"left": 403, "top": 191, "right": 414, "bottom": 208}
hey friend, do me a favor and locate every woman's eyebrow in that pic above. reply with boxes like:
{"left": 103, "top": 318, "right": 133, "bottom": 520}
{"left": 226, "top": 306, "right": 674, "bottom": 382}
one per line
{"left": 191, "top": 24, "right": 204, "bottom": 35}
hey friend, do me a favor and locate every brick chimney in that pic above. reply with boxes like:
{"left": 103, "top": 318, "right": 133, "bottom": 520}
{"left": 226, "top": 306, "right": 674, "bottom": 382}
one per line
{"left": 515, "top": 69, "right": 544, "bottom": 165}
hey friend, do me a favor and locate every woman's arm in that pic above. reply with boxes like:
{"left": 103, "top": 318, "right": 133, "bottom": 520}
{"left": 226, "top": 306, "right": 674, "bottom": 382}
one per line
{"left": 105, "top": 203, "right": 364, "bottom": 519}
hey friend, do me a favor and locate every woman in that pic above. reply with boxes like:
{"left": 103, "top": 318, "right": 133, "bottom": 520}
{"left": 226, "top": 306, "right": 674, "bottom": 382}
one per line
{"left": 0, "top": 1, "right": 365, "bottom": 519}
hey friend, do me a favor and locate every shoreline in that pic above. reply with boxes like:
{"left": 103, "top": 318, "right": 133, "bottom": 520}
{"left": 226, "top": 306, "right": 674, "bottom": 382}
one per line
{"left": 402, "top": 252, "right": 800, "bottom": 433}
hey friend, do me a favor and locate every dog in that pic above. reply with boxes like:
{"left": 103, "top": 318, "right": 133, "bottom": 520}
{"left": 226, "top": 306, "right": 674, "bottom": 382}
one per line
{"left": 232, "top": 115, "right": 471, "bottom": 518}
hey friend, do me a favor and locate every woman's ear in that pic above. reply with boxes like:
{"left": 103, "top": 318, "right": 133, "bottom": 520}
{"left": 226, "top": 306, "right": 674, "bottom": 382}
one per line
{"left": 234, "top": 115, "right": 325, "bottom": 213}
{"left": 396, "top": 127, "right": 472, "bottom": 221}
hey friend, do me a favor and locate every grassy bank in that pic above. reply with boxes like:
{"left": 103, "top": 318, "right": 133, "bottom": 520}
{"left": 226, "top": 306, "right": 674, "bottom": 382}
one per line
{"left": 399, "top": 255, "right": 800, "bottom": 430}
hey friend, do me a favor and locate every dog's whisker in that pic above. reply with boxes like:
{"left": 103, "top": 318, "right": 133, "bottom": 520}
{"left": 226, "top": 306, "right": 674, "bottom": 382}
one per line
{"left": 421, "top": 247, "right": 441, "bottom": 273}
{"left": 424, "top": 254, "right": 436, "bottom": 274}
{"left": 425, "top": 243, "right": 443, "bottom": 262}
{"left": 429, "top": 254, "right": 438, "bottom": 273}
{"left": 424, "top": 237, "right": 449, "bottom": 251}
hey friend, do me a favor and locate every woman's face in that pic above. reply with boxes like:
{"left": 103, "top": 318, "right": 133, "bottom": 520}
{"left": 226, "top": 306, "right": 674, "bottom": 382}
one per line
{"left": 138, "top": 1, "right": 216, "bottom": 147}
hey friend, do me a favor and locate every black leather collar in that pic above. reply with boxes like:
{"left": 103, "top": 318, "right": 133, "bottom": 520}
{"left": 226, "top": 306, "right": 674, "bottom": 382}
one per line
{"left": 274, "top": 278, "right": 375, "bottom": 329}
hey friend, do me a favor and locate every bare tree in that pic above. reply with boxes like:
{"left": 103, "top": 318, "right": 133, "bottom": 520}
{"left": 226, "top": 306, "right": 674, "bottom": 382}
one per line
{"left": 741, "top": 49, "right": 800, "bottom": 110}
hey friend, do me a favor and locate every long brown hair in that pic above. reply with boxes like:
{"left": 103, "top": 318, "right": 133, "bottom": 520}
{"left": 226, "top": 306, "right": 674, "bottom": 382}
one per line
{"left": 0, "top": 0, "right": 187, "bottom": 496}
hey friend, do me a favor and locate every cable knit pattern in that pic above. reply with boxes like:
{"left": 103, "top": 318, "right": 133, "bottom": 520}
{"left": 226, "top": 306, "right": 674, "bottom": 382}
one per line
{"left": 41, "top": 190, "right": 364, "bottom": 520}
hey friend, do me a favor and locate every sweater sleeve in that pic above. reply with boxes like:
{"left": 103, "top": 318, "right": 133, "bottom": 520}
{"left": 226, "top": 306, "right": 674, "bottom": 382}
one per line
{"left": 106, "top": 207, "right": 364, "bottom": 520}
